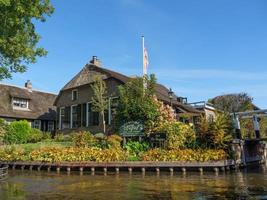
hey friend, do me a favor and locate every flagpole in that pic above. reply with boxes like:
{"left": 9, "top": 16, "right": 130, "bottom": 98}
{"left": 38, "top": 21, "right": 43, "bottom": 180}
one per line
{"left": 142, "top": 35, "right": 145, "bottom": 76}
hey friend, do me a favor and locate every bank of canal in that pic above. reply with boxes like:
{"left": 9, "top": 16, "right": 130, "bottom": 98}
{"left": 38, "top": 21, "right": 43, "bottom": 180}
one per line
{"left": 0, "top": 164, "right": 267, "bottom": 200}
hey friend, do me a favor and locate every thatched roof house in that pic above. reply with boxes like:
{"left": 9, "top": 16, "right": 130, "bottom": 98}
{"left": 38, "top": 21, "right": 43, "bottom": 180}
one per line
{"left": 0, "top": 81, "right": 57, "bottom": 132}
{"left": 55, "top": 56, "right": 202, "bottom": 133}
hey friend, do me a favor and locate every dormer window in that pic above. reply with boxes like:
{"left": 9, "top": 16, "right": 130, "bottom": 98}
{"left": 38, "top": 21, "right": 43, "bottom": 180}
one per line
{"left": 72, "top": 89, "right": 78, "bottom": 101}
{"left": 12, "top": 98, "right": 28, "bottom": 109}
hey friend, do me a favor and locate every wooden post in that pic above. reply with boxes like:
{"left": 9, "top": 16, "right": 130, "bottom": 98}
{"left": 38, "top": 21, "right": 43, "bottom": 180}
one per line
{"left": 128, "top": 167, "right": 132, "bottom": 174}
{"left": 47, "top": 166, "right": 51, "bottom": 172}
{"left": 115, "top": 167, "right": 119, "bottom": 173}
{"left": 199, "top": 167, "right": 203, "bottom": 174}
{"left": 103, "top": 167, "right": 107, "bottom": 173}
{"left": 79, "top": 167, "right": 83, "bottom": 172}
{"left": 67, "top": 167, "right": 71, "bottom": 173}
{"left": 141, "top": 167, "right": 146, "bottom": 174}
{"left": 182, "top": 167, "right": 186, "bottom": 173}
{"left": 21, "top": 165, "right": 25, "bottom": 171}
{"left": 29, "top": 166, "right": 33, "bottom": 171}
{"left": 37, "top": 166, "right": 41, "bottom": 171}
{"left": 56, "top": 167, "right": 60, "bottom": 173}
{"left": 91, "top": 167, "right": 95, "bottom": 173}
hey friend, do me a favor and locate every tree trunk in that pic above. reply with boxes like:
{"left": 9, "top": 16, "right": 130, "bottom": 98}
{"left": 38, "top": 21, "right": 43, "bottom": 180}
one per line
{"left": 101, "top": 111, "right": 106, "bottom": 134}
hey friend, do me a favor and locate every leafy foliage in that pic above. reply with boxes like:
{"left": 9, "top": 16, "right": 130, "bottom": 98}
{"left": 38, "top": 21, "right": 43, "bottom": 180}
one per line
{"left": 158, "top": 122, "right": 196, "bottom": 149}
{"left": 28, "top": 128, "right": 43, "bottom": 143}
{"left": 72, "top": 131, "right": 96, "bottom": 148}
{"left": 124, "top": 141, "right": 150, "bottom": 160}
{"left": 4, "top": 120, "right": 31, "bottom": 144}
{"left": 196, "top": 113, "right": 233, "bottom": 149}
{"left": 0, "top": 118, "right": 8, "bottom": 143}
{"left": 91, "top": 75, "right": 108, "bottom": 133}
{"left": 209, "top": 93, "right": 254, "bottom": 113}
{"left": 0, "top": 0, "right": 54, "bottom": 79}
{"left": 116, "top": 74, "right": 160, "bottom": 133}
{"left": 141, "top": 148, "right": 227, "bottom": 162}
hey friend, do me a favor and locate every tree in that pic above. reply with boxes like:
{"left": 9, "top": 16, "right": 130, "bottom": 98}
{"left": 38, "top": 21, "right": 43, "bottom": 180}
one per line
{"left": 209, "top": 93, "right": 254, "bottom": 112}
{"left": 91, "top": 75, "right": 108, "bottom": 134}
{"left": 115, "top": 74, "right": 160, "bottom": 133}
{"left": 0, "top": 0, "right": 54, "bottom": 80}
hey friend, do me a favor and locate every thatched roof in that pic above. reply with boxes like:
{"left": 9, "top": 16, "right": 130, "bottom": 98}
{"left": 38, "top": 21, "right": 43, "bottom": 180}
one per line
{"left": 56, "top": 63, "right": 201, "bottom": 114}
{"left": 0, "top": 84, "right": 57, "bottom": 120}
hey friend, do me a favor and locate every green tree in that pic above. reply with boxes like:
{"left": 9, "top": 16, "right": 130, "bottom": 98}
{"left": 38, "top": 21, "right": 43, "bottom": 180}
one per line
{"left": 0, "top": 0, "right": 54, "bottom": 80}
{"left": 115, "top": 74, "right": 160, "bottom": 133}
{"left": 209, "top": 93, "right": 254, "bottom": 112}
{"left": 91, "top": 75, "right": 108, "bottom": 134}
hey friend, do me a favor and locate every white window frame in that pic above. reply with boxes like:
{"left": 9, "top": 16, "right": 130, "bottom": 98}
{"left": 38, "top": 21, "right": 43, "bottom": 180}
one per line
{"left": 59, "top": 107, "right": 65, "bottom": 130}
{"left": 12, "top": 97, "right": 29, "bottom": 109}
{"left": 70, "top": 104, "right": 78, "bottom": 129}
{"left": 33, "top": 120, "right": 41, "bottom": 130}
{"left": 72, "top": 89, "right": 78, "bottom": 101}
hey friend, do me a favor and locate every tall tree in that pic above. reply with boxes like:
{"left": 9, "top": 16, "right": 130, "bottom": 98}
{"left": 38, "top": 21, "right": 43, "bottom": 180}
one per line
{"left": 115, "top": 74, "right": 160, "bottom": 133}
{"left": 209, "top": 93, "right": 254, "bottom": 113}
{"left": 0, "top": 0, "right": 54, "bottom": 80}
{"left": 91, "top": 75, "right": 108, "bottom": 134}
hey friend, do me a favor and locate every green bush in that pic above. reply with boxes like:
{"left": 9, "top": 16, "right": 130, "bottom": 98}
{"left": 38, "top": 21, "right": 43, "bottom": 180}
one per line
{"left": 125, "top": 141, "right": 150, "bottom": 161}
{"left": 0, "top": 118, "right": 8, "bottom": 143}
{"left": 159, "top": 122, "right": 196, "bottom": 149}
{"left": 4, "top": 120, "right": 31, "bottom": 144}
{"left": 42, "top": 132, "right": 52, "bottom": 140}
{"left": 106, "top": 134, "right": 122, "bottom": 148}
{"left": 73, "top": 131, "right": 96, "bottom": 147}
{"left": 28, "top": 128, "right": 43, "bottom": 143}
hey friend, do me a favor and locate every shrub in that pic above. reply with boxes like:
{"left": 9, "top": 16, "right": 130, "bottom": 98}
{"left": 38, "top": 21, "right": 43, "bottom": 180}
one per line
{"left": 0, "top": 118, "right": 8, "bottom": 143}
{"left": 141, "top": 148, "right": 227, "bottom": 162}
{"left": 73, "top": 131, "right": 96, "bottom": 147}
{"left": 159, "top": 122, "right": 196, "bottom": 149}
{"left": 106, "top": 134, "right": 122, "bottom": 148}
{"left": 125, "top": 141, "right": 150, "bottom": 161}
{"left": 29, "top": 147, "right": 127, "bottom": 162}
{"left": 0, "top": 146, "right": 28, "bottom": 161}
{"left": 28, "top": 128, "right": 43, "bottom": 143}
{"left": 4, "top": 120, "right": 31, "bottom": 144}
{"left": 196, "top": 113, "right": 233, "bottom": 149}
{"left": 42, "top": 132, "right": 52, "bottom": 140}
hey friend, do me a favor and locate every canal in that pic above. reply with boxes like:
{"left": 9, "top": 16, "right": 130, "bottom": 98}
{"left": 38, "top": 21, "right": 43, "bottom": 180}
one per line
{"left": 0, "top": 165, "right": 267, "bottom": 200}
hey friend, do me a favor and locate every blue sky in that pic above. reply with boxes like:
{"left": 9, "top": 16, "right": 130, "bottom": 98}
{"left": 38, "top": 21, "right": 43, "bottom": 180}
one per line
{"left": 2, "top": 0, "right": 267, "bottom": 108}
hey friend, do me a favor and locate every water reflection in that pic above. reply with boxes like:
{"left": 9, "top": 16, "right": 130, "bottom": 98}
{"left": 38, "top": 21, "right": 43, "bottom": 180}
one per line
{"left": 0, "top": 166, "right": 266, "bottom": 200}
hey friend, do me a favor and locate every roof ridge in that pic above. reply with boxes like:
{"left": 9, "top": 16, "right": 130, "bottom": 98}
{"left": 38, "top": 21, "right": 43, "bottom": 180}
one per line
{"left": 0, "top": 83, "right": 57, "bottom": 96}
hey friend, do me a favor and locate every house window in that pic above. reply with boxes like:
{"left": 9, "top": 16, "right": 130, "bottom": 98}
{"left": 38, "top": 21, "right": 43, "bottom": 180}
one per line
{"left": 12, "top": 98, "right": 28, "bottom": 109}
{"left": 48, "top": 121, "right": 54, "bottom": 132}
{"left": 59, "top": 107, "right": 70, "bottom": 129}
{"left": 87, "top": 103, "right": 99, "bottom": 126}
{"left": 71, "top": 105, "right": 78, "bottom": 128}
{"left": 33, "top": 120, "right": 41, "bottom": 129}
{"left": 72, "top": 89, "right": 78, "bottom": 101}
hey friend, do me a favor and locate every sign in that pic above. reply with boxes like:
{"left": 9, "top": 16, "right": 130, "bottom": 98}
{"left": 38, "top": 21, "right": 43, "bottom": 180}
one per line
{"left": 119, "top": 121, "right": 145, "bottom": 137}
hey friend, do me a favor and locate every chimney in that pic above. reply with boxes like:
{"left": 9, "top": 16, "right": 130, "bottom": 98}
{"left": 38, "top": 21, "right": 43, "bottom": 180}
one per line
{"left": 25, "top": 80, "right": 32, "bottom": 90}
{"left": 90, "top": 56, "right": 102, "bottom": 67}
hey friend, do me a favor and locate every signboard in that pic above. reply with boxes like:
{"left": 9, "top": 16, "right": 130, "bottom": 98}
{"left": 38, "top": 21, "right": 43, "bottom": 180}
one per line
{"left": 119, "top": 121, "right": 145, "bottom": 137}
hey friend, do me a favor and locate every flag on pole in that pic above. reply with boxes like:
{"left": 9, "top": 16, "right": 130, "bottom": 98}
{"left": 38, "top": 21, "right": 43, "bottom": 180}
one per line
{"left": 142, "top": 36, "right": 149, "bottom": 75}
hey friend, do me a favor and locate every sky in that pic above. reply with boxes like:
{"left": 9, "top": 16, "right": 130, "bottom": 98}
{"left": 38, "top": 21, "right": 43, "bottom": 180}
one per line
{"left": 1, "top": 0, "right": 267, "bottom": 108}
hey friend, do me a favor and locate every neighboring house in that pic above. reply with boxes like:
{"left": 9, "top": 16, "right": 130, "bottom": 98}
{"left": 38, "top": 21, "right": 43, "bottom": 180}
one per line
{"left": 0, "top": 81, "right": 57, "bottom": 132}
{"left": 54, "top": 56, "right": 202, "bottom": 134}
{"left": 188, "top": 101, "right": 217, "bottom": 122}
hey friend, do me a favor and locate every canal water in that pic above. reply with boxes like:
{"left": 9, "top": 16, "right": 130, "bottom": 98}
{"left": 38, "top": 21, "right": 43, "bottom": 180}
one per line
{"left": 0, "top": 165, "right": 267, "bottom": 200}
